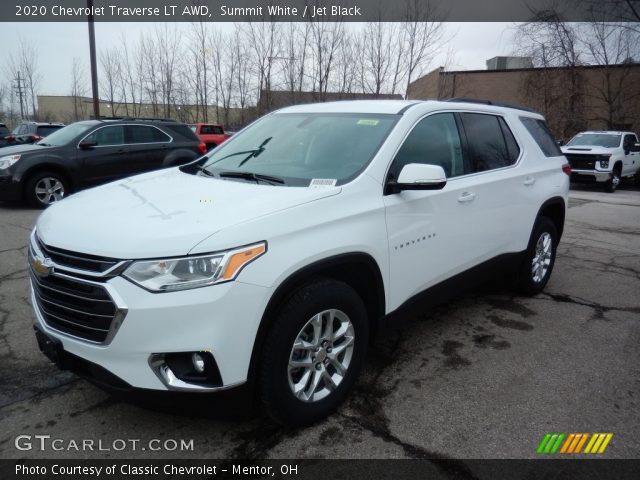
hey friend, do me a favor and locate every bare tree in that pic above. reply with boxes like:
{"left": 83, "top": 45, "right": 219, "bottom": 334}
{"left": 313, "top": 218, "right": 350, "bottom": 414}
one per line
{"left": 580, "top": 21, "right": 640, "bottom": 128}
{"left": 401, "top": 0, "right": 446, "bottom": 97}
{"left": 243, "top": 22, "right": 282, "bottom": 113}
{"left": 70, "top": 57, "right": 88, "bottom": 121}
{"left": 99, "top": 47, "right": 122, "bottom": 116}
{"left": 308, "top": 21, "right": 345, "bottom": 99}
{"left": 359, "top": 21, "right": 396, "bottom": 94}
{"left": 7, "top": 37, "right": 41, "bottom": 120}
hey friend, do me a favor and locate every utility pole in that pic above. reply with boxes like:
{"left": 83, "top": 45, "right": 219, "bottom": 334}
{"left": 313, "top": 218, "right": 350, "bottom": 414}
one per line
{"left": 14, "top": 72, "right": 25, "bottom": 120}
{"left": 87, "top": 0, "right": 100, "bottom": 118}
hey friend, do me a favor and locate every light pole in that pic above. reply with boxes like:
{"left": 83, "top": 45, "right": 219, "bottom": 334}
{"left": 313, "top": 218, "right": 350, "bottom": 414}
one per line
{"left": 87, "top": 0, "right": 100, "bottom": 118}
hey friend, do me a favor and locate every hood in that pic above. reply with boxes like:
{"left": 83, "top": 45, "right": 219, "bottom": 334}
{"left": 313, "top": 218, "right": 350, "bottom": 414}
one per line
{"left": 0, "top": 143, "right": 54, "bottom": 157}
{"left": 36, "top": 168, "right": 341, "bottom": 258}
{"left": 561, "top": 146, "right": 614, "bottom": 155}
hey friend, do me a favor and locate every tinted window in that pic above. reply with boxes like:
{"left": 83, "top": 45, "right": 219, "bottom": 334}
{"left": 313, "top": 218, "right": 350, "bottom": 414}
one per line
{"left": 84, "top": 126, "right": 124, "bottom": 146}
{"left": 520, "top": 117, "right": 562, "bottom": 157}
{"left": 499, "top": 118, "right": 520, "bottom": 161}
{"left": 623, "top": 134, "right": 637, "bottom": 149}
{"left": 166, "top": 124, "right": 200, "bottom": 141}
{"left": 36, "top": 125, "right": 64, "bottom": 137}
{"left": 389, "top": 113, "right": 465, "bottom": 179}
{"left": 201, "top": 125, "right": 224, "bottom": 135}
{"left": 0, "top": 125, "right": 9, "bottom": 135}
{"left": 460, "top": 113, "right": 517, "bottom": 172}
{"left": 127, "top": 125, "right": 170, "bottom": 144}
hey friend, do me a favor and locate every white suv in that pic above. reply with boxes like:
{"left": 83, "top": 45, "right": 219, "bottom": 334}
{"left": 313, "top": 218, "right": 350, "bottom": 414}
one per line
{"left": 29, "top": 100, "right": 570, "bottom": 425}
{"left": 561, "top": 131, "right": 640, "bottom": 192}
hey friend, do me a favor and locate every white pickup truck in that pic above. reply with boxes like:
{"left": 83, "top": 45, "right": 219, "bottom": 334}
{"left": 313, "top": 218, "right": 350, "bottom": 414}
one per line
{"left": 561, "top": 131, "right": 640, "bottom": 192}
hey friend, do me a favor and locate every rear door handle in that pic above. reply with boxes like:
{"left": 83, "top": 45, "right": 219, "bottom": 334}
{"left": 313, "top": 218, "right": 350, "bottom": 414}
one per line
{"left": 458, "top": 191, "right": 476, "bottom": 203}
{"left": 524, "top": 176, "right": 536, "bottom": 186}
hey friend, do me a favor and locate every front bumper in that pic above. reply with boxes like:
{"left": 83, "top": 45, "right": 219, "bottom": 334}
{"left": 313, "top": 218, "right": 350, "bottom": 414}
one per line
{"left": 570, "top": 169, "right": 611, "bottom": 183}
{"left": 0, "top": 174, "right": 22, "bottom": 201}
{"left": 31, "top": 275, "right": 271, "bottom": 391}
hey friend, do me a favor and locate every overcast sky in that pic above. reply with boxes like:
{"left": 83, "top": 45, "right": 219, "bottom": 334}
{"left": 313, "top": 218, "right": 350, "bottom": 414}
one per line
{"left": 0, "top": 22, "right": 517, "bottom": 96}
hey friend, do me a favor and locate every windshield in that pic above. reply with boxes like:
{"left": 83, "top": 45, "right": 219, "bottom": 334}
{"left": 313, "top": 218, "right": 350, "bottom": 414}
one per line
{"left": 37, "top": 123, "right": 94, "bottom": 147}
{"left": 566, "top": 133, "right": 621, "bottom": 148}
{"left": 200, "top": 113, "right": 399, "bottom": 186}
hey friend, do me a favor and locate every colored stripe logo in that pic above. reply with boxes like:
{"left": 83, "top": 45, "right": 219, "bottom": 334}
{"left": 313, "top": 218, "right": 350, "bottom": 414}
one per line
{"left": 537, "top": 433, "right": 613, "bottom": 454}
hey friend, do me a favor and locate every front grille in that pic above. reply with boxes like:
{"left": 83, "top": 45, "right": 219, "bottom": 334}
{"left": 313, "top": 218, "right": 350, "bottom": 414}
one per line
{"left": 565, "top": 154, "right": 603, "bottom": 170}
{"left": 36, "top": 236, "right": 120, "bottom": 273}
{"left": 29, "top": 259, "right": 121, "bottom": 344}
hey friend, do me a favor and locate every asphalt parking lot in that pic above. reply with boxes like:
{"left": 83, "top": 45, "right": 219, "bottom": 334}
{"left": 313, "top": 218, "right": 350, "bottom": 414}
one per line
{"left": 0, "top": 183, "right": 639, "bottom": 460}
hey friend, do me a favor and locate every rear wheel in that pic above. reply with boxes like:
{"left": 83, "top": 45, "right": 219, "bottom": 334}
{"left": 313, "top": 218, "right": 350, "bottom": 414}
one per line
{"left": 604, "top": 165, "right": 621, "bottom": 193}
{"left": 25, "top": 171, "right": 69, "bottom": 208}
{"left": 259, "top": 278, "right": 369, "bottom": 426}
{"left": 514, "top": 217, "right": 558, "bottom": 295}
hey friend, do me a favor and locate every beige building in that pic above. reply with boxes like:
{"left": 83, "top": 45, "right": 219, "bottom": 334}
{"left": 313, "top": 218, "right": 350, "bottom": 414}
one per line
{"left": 36, "top": 96, "right": 254, "bottom": 129}
{"left": 407, "top": 62, "right": 640, "bottom": 139}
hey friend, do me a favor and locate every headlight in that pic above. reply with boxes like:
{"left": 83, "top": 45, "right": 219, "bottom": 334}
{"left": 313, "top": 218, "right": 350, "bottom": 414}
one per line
{"left": 0, "top": 154, "right": 21, "bottom": 170}
{"left": 122, "top": 242, "right": 266, "bottom": 292}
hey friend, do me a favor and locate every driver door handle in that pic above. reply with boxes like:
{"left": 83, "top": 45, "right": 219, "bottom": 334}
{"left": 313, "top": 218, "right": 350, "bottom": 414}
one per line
{"left": 524, "top": 176, "right": 536, "bottom": 186}
{"left": 458, "top": 191, "right": 476, "bottom": 203}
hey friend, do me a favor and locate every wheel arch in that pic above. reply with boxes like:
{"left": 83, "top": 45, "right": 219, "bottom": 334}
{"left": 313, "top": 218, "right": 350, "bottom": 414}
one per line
{"left": 536, "top": 196, "right": 566, "bottom": 241}
{"left": 20, "top": 164, "right": 75, "bottom": 199}
{"left": 246, "top": 252, "right": 386, "bottom": 384}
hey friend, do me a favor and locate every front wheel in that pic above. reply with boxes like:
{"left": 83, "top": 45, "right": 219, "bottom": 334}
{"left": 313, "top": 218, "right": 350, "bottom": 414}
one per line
{"left": 259, "top": 278, "right": 369, "bottom": 426}
{"left": 514, "top": 217, "right": 558, "bottom": 296}
{"left": 604, "top": 166, "right": 621, "bottom": 193}
{"left": 25, "top": 171, "right": 69, "bottom": 208}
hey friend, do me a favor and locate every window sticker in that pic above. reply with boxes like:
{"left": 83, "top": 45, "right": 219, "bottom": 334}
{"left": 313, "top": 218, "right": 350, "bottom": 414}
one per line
{"left": 357, "top": 119, "right": 380, "bottom": 126}
{"left": 309, "top": 178, "right": 338, "bottom": 188}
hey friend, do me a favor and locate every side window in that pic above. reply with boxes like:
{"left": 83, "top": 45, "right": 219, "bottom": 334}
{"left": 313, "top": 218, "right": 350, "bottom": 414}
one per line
{"left": 84, "top": 126, "right": 124, "bottom": 146}
{"left": 459, "top": 113, "right": 518, "bottom": 172}
{"left": 623, "top": 134, "right": 636, "bottom": 150}
{"left": 388, "top": 113, "right": 465, "bottom": 180}
{"left": 126, "top": 125, "right": 170, "bottom": 144}
{"left": 519, "top": 117, "right": 562, "bottom": 157}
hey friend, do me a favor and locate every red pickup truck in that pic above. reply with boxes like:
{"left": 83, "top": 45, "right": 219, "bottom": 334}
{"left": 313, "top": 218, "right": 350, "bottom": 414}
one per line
{"left": 189, "top": 123, "right": 232, "bottom": 151}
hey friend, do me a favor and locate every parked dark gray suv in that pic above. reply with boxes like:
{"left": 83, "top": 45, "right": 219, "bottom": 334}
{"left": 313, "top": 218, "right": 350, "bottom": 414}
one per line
{"left": 0, "top": 118, "right": 206, "bottom": 208}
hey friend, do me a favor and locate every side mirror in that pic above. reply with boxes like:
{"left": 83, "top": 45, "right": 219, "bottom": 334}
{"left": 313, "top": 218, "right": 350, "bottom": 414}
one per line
{"left": 388, "top": 163, "right": 447, "bottom": 194}
{"left": 556, "top": 139, "right": 564, "bottom": 146}
{"left": 78, "top": 140, "right": 97, "bottom": 149}
{"left": 631, "top": 143, "right": 640, "bottom": 153}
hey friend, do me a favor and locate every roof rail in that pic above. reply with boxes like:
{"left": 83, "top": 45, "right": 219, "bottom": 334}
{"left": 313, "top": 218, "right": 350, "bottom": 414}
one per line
{"left": 444, "top": 97, "right": 539, "bottom": 114}
{"left": 95, "top": 116, "right": 177, "bottom": 122}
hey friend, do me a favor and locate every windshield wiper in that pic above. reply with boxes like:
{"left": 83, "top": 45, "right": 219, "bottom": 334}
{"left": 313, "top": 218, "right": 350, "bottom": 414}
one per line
{"left": 194, "top": 165, "right": 215, "bottom": 177}
{"left": 206, "top": 137, "right": 273, "bottom": 169}
{"left": 37, "top": 143, "right": 51, "bottom": 146}
{"left": 218, "top": 170, "right": 285, "bottom": 185}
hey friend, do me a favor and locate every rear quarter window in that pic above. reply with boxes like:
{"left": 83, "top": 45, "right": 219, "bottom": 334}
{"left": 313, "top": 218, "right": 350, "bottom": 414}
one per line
{"left": 164, "top": 124, "right": 200, "bottom": 142}
{"left": 520, "top": 117, "right": 562, "bottom": 157}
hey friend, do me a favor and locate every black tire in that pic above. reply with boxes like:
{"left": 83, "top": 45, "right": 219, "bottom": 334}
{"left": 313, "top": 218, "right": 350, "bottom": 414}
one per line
{"left": 514, "top": 217, "right": 558, "bottom": 296}
{"left": 259, "top": 278, "right": 369, "bottom": 426}
{"left": 24, "top": 170, "right": 70, "bottom": 209}
{"left": 604, "top": 165, "right": 621, "bottom": 193}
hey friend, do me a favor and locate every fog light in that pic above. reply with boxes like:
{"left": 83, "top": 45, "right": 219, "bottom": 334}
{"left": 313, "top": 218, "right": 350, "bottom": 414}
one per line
{"left": 600, "top": 160, "right": 609, "bottom": 168}
{"left": 192, "top": 352, "right": 206, "bottom": 373}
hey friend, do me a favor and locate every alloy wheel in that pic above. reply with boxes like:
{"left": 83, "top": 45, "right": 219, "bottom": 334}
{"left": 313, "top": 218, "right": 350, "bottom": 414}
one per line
{"left": 531, "top": 232, "right": 553, "bottom": 283}
{"left": 287, "top": 309, "right": 355, "bottom": 403}
{"left": 35, "top": 177, "right": 65, "bottom": 205}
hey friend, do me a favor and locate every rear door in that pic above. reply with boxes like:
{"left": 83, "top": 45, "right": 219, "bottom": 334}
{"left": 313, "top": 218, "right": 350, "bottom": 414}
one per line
{"left": 77, "top": 125, "right": 130, "bottom": 185}
{"left": 124, "top": 124, "right": 172, "bottom": 174}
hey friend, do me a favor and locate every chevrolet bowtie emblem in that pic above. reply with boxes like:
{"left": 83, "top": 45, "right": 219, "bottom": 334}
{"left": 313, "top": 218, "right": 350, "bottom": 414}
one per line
{"left": 32, "top": 255, "right": 54, "bottom": 278}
